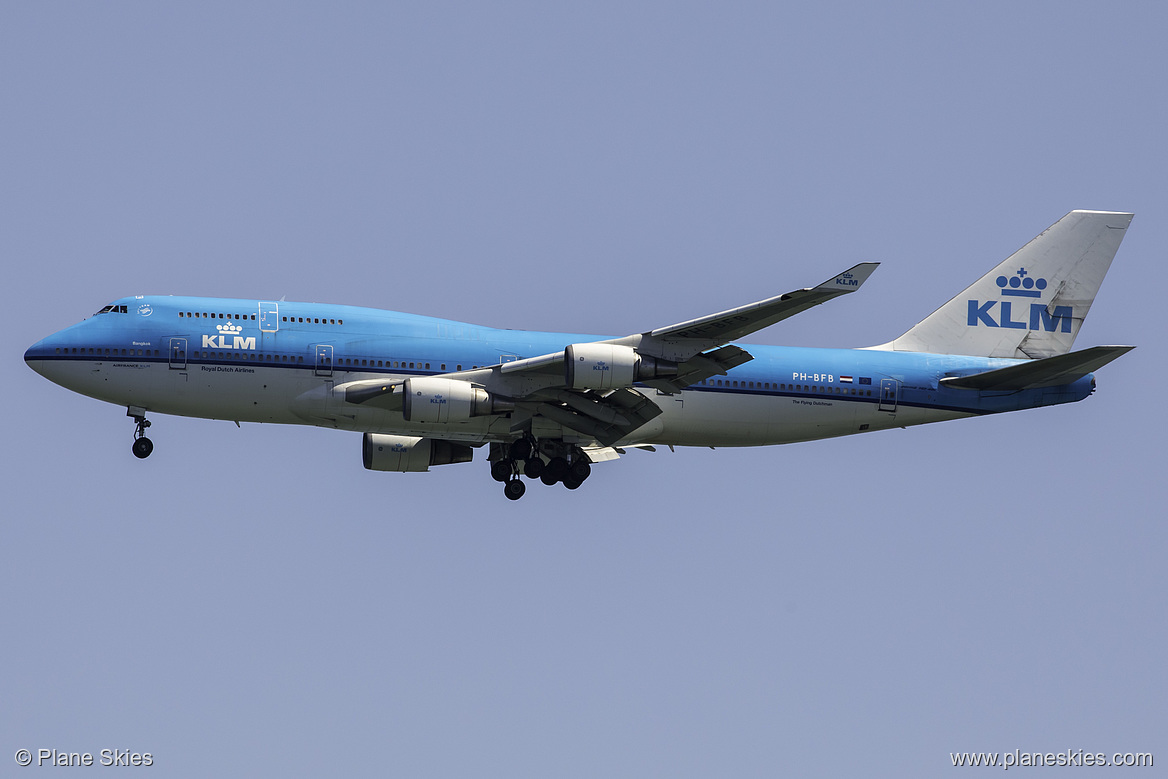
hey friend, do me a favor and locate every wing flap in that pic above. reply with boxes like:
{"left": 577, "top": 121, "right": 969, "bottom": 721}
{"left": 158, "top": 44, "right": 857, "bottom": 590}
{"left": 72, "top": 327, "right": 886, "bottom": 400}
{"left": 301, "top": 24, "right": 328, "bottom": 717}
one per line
{"left": 528, "top": 387, "right": 663, "bottom": 446}
{"left": 641, "top": 345, "right": 754, "bottom": 394}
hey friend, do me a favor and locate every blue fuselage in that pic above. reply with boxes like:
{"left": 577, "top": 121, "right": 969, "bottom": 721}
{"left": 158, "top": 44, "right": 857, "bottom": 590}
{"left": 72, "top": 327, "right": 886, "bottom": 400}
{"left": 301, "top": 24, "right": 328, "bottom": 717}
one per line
{"left": 25, "top": 295, "right": 1095, "bottom": 448}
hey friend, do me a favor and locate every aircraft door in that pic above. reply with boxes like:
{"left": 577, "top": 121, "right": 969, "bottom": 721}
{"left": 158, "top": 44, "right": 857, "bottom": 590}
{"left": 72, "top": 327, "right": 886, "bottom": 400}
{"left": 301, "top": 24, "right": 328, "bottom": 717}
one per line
{"left": 168, "top": 337, "right": 187, "bottom": 370}
{"left": 315, "top": 344, "right": 333, "bottom": 377}
{"left": 258, "top": 302, "right": 280, "bottom": 357}
{"left": 259, "top": 302, "right": 279, "bottom": 332}
{"left": 879, "top": 379, "right": 899, "bottom": 412}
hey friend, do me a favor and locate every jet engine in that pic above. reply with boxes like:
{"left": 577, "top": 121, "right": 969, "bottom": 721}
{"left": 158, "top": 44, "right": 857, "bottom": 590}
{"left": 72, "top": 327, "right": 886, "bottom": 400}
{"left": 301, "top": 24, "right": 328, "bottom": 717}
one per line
{"left": 362, "top": 433, "right": 474, "bottom": 472}
{"left": 564, "top": 343, "right": 678, "bottom": 391}
{"left": 401, "top": 377, "right": 511, "bottom": 423}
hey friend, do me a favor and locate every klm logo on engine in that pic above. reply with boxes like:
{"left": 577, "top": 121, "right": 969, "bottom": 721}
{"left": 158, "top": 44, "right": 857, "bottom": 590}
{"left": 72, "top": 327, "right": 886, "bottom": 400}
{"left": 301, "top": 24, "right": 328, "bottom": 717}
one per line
{"left": 201, "top": 322, "right": 257, "bottom": 350}
{"left": 593, "top": 360, "right": 609, "bottom": 372}
{"left": 430, "top": 394, "right": 447, "bottom": 405}
{"left": 967, "top": 268, "right": 1072, "bottom": 332}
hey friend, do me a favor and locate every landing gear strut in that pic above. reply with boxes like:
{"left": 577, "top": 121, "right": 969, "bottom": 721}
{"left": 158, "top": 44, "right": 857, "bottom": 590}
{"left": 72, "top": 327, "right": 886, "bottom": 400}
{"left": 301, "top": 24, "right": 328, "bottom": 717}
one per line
{"left": 128, "top": 407, "right": 153, "bottom": 459}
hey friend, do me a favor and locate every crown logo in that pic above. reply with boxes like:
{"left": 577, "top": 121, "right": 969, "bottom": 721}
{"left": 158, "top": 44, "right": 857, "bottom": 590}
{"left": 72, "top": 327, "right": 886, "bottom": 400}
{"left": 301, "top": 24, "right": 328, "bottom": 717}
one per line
{"left": 996, "top": 268, "right": 1047, "bottom": 298}
{"left": 216, "top": 321, "right": 243, "bottom": 334}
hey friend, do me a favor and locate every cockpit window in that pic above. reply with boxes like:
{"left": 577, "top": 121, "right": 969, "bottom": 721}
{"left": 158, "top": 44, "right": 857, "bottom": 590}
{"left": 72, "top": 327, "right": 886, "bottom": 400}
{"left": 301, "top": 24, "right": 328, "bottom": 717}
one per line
{"left": 94, "top": 304, "right": 129, "bottom": 315}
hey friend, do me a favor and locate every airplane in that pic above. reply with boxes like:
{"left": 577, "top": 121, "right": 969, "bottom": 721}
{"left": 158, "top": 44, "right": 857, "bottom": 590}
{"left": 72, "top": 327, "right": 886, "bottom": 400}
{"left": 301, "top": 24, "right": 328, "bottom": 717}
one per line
{"left": 25, "top": 210, "right": 1134, "bottom": 500}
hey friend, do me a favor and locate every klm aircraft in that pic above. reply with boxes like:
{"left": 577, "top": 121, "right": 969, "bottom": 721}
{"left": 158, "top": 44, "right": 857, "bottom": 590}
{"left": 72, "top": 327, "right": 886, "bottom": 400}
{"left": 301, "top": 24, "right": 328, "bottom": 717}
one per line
{"left": 25, "top": 210, "right": 1134, "bottom": 500}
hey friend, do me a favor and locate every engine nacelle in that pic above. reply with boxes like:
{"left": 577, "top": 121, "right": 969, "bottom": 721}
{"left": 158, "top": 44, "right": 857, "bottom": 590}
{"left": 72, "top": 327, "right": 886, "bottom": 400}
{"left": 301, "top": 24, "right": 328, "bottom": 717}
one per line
{"left": 564, "top": 343, "right": 678, "bottom": 390}
{"left": 402, "top": 377, "right": 509, "bottom": 423}
{"left": 362, "top": 434, "right": 474, "bottom": 472}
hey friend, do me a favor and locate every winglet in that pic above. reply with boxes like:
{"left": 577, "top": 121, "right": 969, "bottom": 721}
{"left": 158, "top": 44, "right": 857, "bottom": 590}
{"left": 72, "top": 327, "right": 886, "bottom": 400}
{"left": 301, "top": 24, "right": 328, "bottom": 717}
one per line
{"left": 815, "top": 262, "right": 880, "bottom": 293}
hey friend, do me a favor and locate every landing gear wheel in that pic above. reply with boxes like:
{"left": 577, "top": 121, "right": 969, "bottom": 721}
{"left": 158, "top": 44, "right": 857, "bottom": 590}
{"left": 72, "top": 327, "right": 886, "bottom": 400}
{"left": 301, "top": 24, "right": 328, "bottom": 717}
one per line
{"left": 128, "top": 410, "right": 153, "bottom": 459}
{"left": 546, "top": 457, "right": 569, "bottom": 481}
{"left": 491, "top": 459, "right": 514, "bottom": 482}
{"left": 132, "top": 437, "right": 154, "bottom": 459}
{"left": 523, "top": 457, "right": 545, "bottom": 479}
{"left": 562, "top": 476, "right": 583, "bottom": 490}
{"left": 504, "top": 479, "right": 527, "bottom": 501}
{"left": 540, "top": 471, "right": 559, "bottom": 486}
{"left": 569, "top": 459, "right": 591, "bottom": 482}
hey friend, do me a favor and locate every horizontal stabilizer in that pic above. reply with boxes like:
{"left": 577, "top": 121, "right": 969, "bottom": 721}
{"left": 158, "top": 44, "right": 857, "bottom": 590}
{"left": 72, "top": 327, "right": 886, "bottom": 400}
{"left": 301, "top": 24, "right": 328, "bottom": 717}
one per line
{"left": 940, "top": 345, "right": 1134, "bottom": 391}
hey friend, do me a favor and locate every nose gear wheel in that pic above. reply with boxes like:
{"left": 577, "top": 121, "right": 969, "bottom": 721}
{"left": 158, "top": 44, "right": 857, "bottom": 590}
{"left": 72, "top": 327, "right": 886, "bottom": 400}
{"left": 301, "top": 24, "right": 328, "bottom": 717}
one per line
{"left": 128, "top": 408, "right": 153, "bottom": 459}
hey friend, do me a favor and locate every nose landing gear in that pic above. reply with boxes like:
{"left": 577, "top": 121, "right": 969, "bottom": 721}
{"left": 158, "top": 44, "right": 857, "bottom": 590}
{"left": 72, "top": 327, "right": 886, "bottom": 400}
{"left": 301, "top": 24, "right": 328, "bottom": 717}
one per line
{"left": 128, "top": 407, "right": 153, "bottom": 459}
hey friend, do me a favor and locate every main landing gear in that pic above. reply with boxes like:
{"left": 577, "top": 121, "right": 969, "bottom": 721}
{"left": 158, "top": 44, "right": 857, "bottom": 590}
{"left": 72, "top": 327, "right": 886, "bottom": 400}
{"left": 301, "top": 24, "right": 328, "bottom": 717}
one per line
{"left": 491, "top": 437, "right": 593, "bottom": 500}
{"left": 128, "top": 407, "right": 153, "bottom": 459}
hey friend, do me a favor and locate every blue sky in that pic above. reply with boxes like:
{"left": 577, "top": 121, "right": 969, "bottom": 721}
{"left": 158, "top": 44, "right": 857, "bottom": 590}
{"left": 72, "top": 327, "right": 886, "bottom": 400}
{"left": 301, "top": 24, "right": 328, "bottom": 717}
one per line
{"left": 3, "top": 3, "right": 1165, "bottom": 776}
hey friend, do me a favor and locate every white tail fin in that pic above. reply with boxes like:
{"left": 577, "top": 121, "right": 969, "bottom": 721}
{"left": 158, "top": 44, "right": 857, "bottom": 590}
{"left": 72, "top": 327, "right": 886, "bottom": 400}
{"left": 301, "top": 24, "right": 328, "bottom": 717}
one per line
{"left": 878, "top": 210, "right": 1133, "bottom": 358}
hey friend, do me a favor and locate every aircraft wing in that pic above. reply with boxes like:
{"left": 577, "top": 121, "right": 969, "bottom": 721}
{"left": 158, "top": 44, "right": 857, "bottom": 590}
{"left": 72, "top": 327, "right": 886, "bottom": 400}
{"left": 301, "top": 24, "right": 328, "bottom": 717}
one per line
{"left": 611, "top": 262, "right": 879, "bottom": 362}
{"left": 339, "top": 262, "right": 877, "bottom": 443}
{"left": 476, "top": 260, "right": 878, "bottom": 388}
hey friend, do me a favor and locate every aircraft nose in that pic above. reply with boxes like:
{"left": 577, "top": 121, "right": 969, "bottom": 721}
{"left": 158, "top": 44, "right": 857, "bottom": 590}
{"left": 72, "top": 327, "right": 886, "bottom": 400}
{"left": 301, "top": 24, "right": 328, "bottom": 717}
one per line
{"left": 25, "top": 337, "right": 52, "bottom": 377}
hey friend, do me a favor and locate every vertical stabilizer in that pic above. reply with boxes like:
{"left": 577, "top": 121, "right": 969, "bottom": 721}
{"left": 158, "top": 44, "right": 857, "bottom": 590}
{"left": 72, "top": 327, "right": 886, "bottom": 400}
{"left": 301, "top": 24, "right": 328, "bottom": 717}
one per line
{"left": 878, "top": 210, "right": 1133, "bottom": 358}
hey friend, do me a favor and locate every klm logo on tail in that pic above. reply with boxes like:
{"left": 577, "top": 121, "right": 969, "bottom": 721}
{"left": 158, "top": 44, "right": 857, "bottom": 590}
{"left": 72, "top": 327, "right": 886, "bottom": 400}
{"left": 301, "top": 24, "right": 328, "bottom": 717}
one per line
{"left": 967, "top": 269, "right": 1072, "bottom": 332}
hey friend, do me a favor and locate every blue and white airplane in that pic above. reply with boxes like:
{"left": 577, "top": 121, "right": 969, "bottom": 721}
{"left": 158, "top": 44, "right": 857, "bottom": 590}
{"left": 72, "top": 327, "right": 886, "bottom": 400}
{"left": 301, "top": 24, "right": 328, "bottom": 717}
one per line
{"left": 25, "top": 210, "right": 1133, "bottom": 500}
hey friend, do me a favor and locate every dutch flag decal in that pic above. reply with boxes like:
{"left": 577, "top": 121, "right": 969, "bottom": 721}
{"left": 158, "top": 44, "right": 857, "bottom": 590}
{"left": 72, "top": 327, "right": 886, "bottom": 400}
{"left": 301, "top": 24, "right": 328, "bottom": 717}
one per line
{"left": 840, "top": 375, "right": 853, "bottom": 384}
